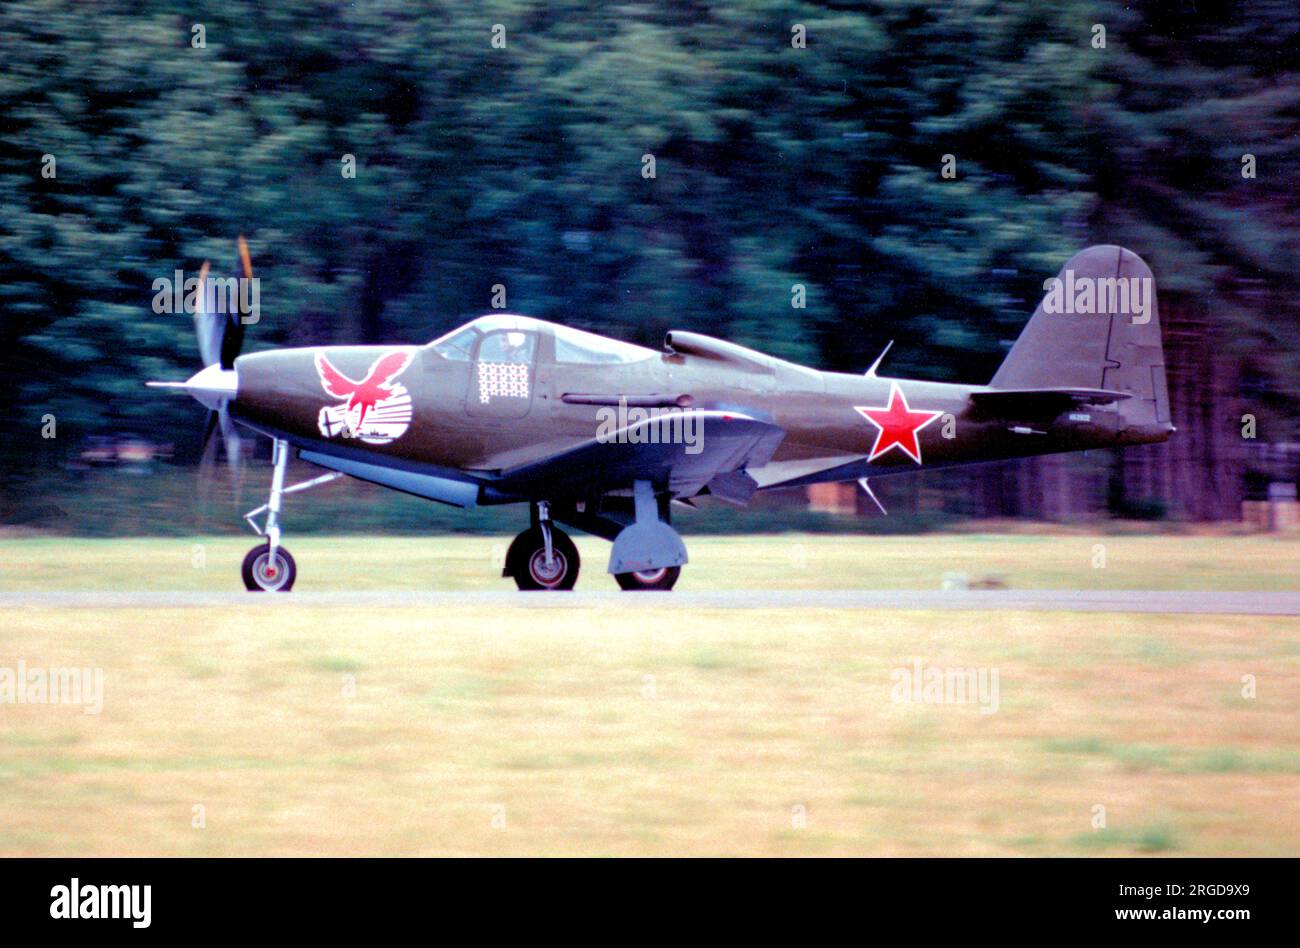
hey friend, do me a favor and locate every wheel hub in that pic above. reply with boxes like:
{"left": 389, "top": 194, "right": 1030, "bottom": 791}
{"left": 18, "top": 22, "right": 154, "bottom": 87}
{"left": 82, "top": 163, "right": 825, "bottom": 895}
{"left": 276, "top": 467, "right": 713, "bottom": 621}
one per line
{"left": 528, "top": 548, "right": 567, "bottom": 586}
{"left": 254, "top": 553, "right": 288, "bottom": 590}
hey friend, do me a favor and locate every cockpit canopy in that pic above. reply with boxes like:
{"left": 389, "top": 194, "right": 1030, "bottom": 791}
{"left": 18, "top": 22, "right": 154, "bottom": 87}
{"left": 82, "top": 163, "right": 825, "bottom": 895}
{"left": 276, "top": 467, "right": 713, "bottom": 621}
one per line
{"left": 430, "top": 315, "right": 656, "bottom": 365}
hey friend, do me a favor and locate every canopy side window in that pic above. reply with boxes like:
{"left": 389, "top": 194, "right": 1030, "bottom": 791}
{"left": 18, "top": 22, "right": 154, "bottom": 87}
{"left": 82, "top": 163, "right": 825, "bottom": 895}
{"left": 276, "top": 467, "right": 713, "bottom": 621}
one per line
{"left": 476, "top": 330, "right": 536, "bottom": 364}
{"left": 553, "top": 325, "right": 654, "bottom": 364}
{"left": 432, "top": 327, "right": 478, "bottom": 362}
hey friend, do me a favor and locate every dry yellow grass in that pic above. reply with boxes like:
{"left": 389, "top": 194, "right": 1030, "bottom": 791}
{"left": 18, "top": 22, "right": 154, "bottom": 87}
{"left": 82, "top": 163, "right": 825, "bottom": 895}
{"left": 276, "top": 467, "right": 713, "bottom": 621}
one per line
{"left": 1, "top": 602, "right": 1295, "bottom": 856}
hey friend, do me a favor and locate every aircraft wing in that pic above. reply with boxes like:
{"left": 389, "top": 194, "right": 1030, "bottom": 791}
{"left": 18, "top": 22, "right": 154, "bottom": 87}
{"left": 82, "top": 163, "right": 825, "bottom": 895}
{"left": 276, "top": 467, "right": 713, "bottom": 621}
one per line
{"left": 493, "top": 411, "right": 786, "bottom": 502}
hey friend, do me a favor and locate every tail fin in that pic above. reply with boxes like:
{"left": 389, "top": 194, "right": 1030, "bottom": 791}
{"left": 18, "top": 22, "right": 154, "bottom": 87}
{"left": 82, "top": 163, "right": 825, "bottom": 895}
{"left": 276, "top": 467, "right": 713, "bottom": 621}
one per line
{"left": 991, "top": 245, "right": 1170, "bottom": 429}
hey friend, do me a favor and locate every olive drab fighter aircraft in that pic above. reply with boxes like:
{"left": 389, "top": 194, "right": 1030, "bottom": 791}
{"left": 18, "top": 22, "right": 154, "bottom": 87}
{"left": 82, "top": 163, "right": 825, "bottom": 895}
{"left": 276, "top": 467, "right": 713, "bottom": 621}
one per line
{"left": 150, "top": 242, "right": 1174, "bottom": 592}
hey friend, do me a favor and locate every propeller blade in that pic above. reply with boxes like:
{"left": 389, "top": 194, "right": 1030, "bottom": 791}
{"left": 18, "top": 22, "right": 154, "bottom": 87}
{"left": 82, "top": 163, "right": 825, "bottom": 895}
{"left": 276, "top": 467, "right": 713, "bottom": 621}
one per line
{"left": 199, "top": 406, "right": 244, "bottom": 473}
{"left": 193, "top": 261, "right": 224, "bottom": 368}
{"left": 191, "top": 239, "right": 252, "bottom": 370}
{"left": 199, "top": 409, "right": 220, "bottom": 468}
{"left": 195, "top": 406, "right": 244, "bottom": 524}
{"left": 221, "top": 236, "right": 251, "bottom": 369}
{"left": 217, "top": 406, "right": 243, "bottom": 474}
{"left": 237, "top": 234, "right": 253, "bottom": 279}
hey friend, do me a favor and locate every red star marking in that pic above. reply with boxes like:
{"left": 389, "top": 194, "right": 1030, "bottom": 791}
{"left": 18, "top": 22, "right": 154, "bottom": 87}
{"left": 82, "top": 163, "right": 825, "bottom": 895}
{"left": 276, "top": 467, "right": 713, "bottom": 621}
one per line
{"left": 855, "top": 382, "right": 943, "bottom": 464}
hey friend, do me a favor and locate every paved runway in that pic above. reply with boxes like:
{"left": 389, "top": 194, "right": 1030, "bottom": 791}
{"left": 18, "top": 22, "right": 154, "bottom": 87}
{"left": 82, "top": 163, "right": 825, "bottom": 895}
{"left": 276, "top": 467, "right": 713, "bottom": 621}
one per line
{"left": 2, "top": 590, "right": 1297, "bottom": 614}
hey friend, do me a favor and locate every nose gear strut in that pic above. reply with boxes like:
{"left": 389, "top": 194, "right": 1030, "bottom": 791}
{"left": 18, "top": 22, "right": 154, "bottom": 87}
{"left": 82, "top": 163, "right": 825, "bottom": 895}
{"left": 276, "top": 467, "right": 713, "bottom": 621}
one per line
{"left": 239, "top": 439, "right": 344, "bottom": 591}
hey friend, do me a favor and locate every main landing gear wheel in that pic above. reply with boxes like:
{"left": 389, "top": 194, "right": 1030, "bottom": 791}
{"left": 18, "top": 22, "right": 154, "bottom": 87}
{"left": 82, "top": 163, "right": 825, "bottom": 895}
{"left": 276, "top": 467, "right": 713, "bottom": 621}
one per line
{"left": 615, "top": 566, "right": 681, "bottom": 591}
{"left": 241, "top": 543, "right": 297, "bottom": 592}
{"left": 506, "top": 526, "right": 580, "bottom": 591}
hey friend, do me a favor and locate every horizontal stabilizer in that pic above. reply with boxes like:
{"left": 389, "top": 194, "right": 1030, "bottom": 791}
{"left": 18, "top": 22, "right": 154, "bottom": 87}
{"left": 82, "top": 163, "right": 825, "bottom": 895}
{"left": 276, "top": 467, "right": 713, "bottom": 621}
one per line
{"left": 969, "top": 386, "right": 1131, "bottom": 421}
{"left": 972, "top": 387, "right": 1133, "bottom": 418}
{"left": 972, "top": 387, "right": 1131, "bottom": 405}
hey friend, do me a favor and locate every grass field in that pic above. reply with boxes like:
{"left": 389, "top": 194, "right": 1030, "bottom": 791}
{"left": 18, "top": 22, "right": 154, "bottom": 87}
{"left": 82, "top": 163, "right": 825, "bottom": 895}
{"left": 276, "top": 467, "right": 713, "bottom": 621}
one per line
{"left": 0, "top": 534, "right": 1297, "bottom": 856}
{"left": 3, "top": 533, "right": 1298, "bottom": 592}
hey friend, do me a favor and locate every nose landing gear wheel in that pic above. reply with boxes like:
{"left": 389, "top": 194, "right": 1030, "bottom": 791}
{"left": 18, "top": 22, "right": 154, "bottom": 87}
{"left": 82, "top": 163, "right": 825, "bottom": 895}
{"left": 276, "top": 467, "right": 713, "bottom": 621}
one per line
{"left": 505, "top": 526, "right": 579, "bottom": 590}
{"left": 615, "top": 566, "right": 681, "bottom": 591}
{"left": 242, "top": 543, "right": 297, "bottom": 592}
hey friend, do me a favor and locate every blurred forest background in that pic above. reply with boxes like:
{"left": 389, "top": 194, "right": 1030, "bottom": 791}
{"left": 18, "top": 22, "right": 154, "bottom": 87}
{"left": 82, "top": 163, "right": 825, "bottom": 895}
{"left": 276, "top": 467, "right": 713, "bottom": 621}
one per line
{"left": 1, "top": 0, "right": 1297, "bottom": 535}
